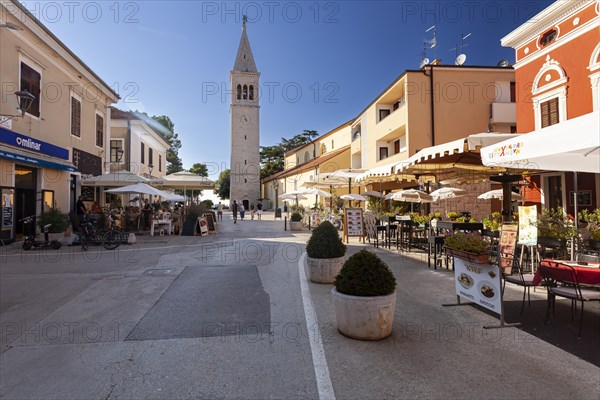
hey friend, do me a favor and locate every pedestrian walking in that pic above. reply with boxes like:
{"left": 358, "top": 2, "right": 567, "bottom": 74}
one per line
{"left": 239, "top": 202, "right": 245, "bottom": 220}
{"left": 232, "top": 200, "right": 238, "bottom": 223}
{"left": 250, "top": 203, "right": 255, "bottom": 220}
{"left": 256, "top": 201, "right": 262, "bottom": 220}
{"left": 217, "top": 201, "right": 223, "bottom": 221}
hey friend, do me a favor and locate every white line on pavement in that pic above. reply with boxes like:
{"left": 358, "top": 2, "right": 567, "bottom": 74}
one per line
{"left": 298, "top": 252, "right": 336, "bottom": 400}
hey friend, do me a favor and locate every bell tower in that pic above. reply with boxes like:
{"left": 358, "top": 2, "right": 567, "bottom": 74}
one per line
{"left": 229, "top": 16, "right": 260, "bottom": 207}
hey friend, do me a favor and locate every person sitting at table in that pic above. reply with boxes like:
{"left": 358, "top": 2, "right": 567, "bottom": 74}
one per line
{"left": 142, "top": 199, "right": 152, "bottom": 230}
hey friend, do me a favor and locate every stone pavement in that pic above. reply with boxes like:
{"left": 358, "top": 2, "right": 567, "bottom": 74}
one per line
{"left": 0, "top": 211, "right": 599, "bottom": 399}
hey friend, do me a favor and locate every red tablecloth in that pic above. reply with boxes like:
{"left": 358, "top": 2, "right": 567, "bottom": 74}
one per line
{"left": 532, "top": 259, "right": 600, "bottom": 286}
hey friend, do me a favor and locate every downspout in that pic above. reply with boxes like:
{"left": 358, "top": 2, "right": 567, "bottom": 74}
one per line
{"left": 127, "top": 119, "right": 132, "bottom": 171}
{"left": 422, "top": 65, "right": 435, "bottom": 147}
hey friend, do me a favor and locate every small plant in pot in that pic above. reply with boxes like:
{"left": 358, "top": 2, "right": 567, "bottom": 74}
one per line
{"left": 306, "top": 221, "right": 346, "bottom": 283}
{"left": 444, "top": 231, "right": 490, "bottom": 264}
{"left": 579, "top": 209, "right": 600, "bottom": 251}
{"left": 332, "top": 249, "right": 397, "bottom": 340}
{"left": 290, "top": 212, "right": 303, "bottom": 231}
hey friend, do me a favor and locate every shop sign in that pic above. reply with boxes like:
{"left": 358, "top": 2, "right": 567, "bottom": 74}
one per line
{"left": 454, "top": 258, "right": 502, "bottom": 315}
{"left": 0, "top": 127, "right": 69, "bottom": 160}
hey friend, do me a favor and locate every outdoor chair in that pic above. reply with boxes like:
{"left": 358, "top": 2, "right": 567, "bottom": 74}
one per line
{"left": 538, "top": 262, "right": 600, "bottom": 339}
{"left": 501, "top": 253, "right": 537, "bottom": 315}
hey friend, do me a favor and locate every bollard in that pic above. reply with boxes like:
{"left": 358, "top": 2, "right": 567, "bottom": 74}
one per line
{"left": 284, "top": 216, "right": 287, "bottom": 231}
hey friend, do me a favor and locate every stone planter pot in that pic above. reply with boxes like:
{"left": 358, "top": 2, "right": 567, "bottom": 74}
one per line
{"left": 307, "top": 256, "right": 344, "bottom": 284}
{"left": 446, "top": 248, "right": 490, "bottom": 264}
{"left": 290, "top": 221, "right": 303, "bottom": 231}
{"left": 332, "top": 288, "right": 396, "bottom": 341}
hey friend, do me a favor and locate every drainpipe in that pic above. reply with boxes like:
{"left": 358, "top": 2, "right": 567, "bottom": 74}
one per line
{"left": 422, "top": 65, "right": 435, "bottom": 146}
{"left": 127, "top": 119, "right": 132, "bottom": 172}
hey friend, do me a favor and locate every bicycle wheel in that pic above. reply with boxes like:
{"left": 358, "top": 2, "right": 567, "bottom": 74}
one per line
{"left": 102, "top": 230, "right": 122, "bottom": 250}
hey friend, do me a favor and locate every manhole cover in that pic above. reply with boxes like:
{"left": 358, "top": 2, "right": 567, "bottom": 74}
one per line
{"left": 143, "top": 268, "right": 177, "bottom": 276}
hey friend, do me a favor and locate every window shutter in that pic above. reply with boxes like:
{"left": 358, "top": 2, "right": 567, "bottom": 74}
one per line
{"left": 71, "top": 98, "right": 81, "bottom": 137}
{"left": 540, "top": 98, "right": 559, "bottom": 128}
{"left": 96, "top": 115, "right": 104, "bottom": 147}
{"left": 549, "top": 98, "right": 559, "bottom": 126}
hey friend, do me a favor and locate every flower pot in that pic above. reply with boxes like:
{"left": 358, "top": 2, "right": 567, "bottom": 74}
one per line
{"left": 332, "top": 287, "right": 396, "bottom": 340}
{"left": 446, "top": 248, "right": 490, "bottom": 264}
{"left": 307, "top": 256, "right": 344, "bottom": 284}
{"left": 290, "top": 221, "right": 303, "bottom": 231}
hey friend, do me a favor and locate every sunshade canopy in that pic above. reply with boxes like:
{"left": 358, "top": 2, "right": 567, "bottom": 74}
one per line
{"left": 478, "top": 189, "right": 525, "bottom": 201}
{"left": 430, "top": 187, "right": 467, "bottom": 201}
{"left": 481, "top": 112, "right": 599, "bottom": 174}
{"left": 153, "top": 171, "right": 215, "bottom": 190}
{"left": 340, "top": 194, "right": 367, "bottom": 201}
{"left": 386, "top": 189, "right": 433, "bottom": 203}
{"left": 81, "top": 170, "right": 149, "bottom": 187}
{"left": 105, "top": 183, "right": 169, "bottom": 197}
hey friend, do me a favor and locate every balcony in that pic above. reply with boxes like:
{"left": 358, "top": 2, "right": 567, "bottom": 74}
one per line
{"left": 374, "top": 104, "right": 407, "bottom": 141}
{"left": 351, "top": 136, "right": 361, "bottom": 154}
{"left": 490, "top": 102, "right": 516, "bottom": 124}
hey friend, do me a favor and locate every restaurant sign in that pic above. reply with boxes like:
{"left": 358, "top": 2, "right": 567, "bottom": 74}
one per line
{"left": 454, "top": 258, "right": 502, "bottom": 315}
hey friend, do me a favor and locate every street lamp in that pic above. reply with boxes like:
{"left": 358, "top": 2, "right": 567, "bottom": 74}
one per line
{"left": 272, "top": 180, "right": 279, "bottom": 212}
{"left": 0, "top": 90, "right": 35, "bottom": 121}
{"left": 148, "top": 163, "right": 154, "bottom": 176}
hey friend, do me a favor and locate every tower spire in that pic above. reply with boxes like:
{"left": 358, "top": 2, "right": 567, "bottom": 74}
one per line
{"left": 233, "top": 16, "right": 257, "bottom": 73}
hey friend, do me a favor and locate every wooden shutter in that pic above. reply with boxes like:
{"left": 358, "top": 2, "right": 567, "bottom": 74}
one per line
{"left": 541, "top": 98, "right": 559, "bottom": 128}
{"left": 20, "top": 63, "right": 41, "bottom": 117}
{"left": 71, "top": 97, "right": 81, "bottom": 137}
{"left": 141, "top": 143, "right": 145, "bottom": 164}
{"left": 96, "top": 114, "right": 104, "bottom": 147}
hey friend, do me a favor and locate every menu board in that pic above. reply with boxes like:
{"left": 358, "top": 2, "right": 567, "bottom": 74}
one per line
{"left": 344, "top": 208, "right": 364, "bottom": 237}
{"left": 204, "top": 213, "right": 216, "bottom": 232}
{"left": 197, "top": 217, "right": 209, "bottom": 236}
{"left": 3, "top": 206, "right": 13, "bottom": 227}
{"left": 454, "top": 258, "right": 502, "bottom": 315}
{"left": 498, "top": 224, "right": 518, "bottom": 274}
{"left": 518, "top": 206, "right": 537, "bottom": 245}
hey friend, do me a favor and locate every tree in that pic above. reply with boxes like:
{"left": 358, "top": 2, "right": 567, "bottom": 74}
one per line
{"left": 189, "top": 163, "right": 208, "bottom": 177}
{"left": 260, "top": 130, "right": 318, "bottom": 179}
{"left": 215, "top": 169, "right": 230, "bottom": 200}
{"left": 151, "top": 115, "right": 184, "bottom": 174}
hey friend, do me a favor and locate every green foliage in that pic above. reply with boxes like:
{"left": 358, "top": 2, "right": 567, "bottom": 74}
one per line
{"left": 291, "top": 205, "right": 305, "bottom": 214}
{"left": 447, "top": 211, "right": 462, "bottom": 220}
{"left": 444, "top": 231, "right": 489, "bottom": 254}
{"left": 483, "top": 212, "right": 503, "bottom": 231}
{"left": 260, "top": 130, "right": 319, "bottom": 179}
{"left": 200, "top": 199, "right": 214, "bottom": 209}
{"left": 456, "top": 216, "right": 477, "bottom": 223}
{"left": 214, "top": 169, "right": 230, "bottom": 200}
{"left": 537, "top": 207, "right": 577, "bottom": 240}
{"left": 189, "top": 163, "right": 208, "bottom": 177}
{"left": 410, "top": 212, "right": 441, "bottom": 225}
{"left": 151, "top": 114, "right": 183, "bottom": 174}
{"left": 185, "top": 204, "right": 209, "bottom": 223}
{"left": 579, "top": 208, "right": 600, "bottom": 241}
{"left": 290, "top": 212, "right": 303, "bottom": 222}
{"left": 38, "top": 209, "right": 69, "bottom": 233}
{"left": 306, "top": 221, "right": 346, "bottom": 259}
{"left": 334, "top": 250, "right": 396, "bottom": 296}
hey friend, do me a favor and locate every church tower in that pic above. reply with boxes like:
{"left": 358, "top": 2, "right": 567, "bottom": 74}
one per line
{"left": 229, "top": 17, "right": 260, "bottom": 208}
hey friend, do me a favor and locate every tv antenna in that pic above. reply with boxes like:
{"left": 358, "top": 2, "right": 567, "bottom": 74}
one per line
{"left": 449, "top": 32, "right": 471, "bottom": 65}
{"left": 423, "top": 25, "right": 437, "bottom": 61}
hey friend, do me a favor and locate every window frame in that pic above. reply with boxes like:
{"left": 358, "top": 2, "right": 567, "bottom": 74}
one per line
{"left": 95, "top": 112, "right": 104, "bottom": 148}
{"left": 70, "top": 95, "right": 82, "bottom": 138}
{"left": 140, "top": 142, "right": 145, "bottom": 164}
{"left": 110, "top": 140, "right": 123, "bottom": 163}
{"left": 19, "top": 61, "right": 41, "bottom": 118}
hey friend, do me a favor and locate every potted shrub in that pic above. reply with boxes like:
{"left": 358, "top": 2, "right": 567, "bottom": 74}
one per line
{"left": 536, "top": 208, "right": 577, "bottom": 258}
{"left": 290, "top": 212, "right": 303, "bottom": 231}
{"left": 579, "top": 209, "right": 600, "bottom": 251}
{"left": 306, "top": 221, "right": 346, "bottom": 283}
{"left": 444, "top": 231, "right": 490, "bottom": 264}
{"left": 332, "top": 250, "right": 397, "bottom": 340}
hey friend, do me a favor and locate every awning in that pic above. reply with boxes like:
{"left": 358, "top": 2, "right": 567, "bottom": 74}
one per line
{"left": 355, "top": 161, "right": 399, "bottom": 182}
{"left": 481, "top": 112, "right": 600, "bottom": 174}
{"left": 393, "top": 133, "right": 517, "bottom": 183}
{"left": 152, "top": 171, "right": 215, "bottom": 190}
{"left": 81, "top": 170, "right": 149, "bottom": 186}
{"left": 0, "top": 145, "right": 76, "bottom": 172}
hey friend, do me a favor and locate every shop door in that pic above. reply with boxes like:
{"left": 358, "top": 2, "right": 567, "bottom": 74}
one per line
{"left": 15, "top": 165, "right": 37, "bottom": 235}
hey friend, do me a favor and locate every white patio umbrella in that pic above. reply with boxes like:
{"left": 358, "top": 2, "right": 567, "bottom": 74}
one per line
{"left": 340, "top": 194, "right": 367, "bottom": 202}
{"left": 106, "top": 183, "right": 171, "bottom": 232}
{"left": 279, "top": 193, "right": 307, "bottom": 200}
{"left": 478, "top": 189, "right": 525, "bottom": 201}
{"left": 387, "top": 189, "right": 433, "bottom": 212}
{"left": 430, "top": 187, "right": 467, "bottom": 201}
{"left": 301, "top": 188, "right": 332, "bottom": 197}
{"left": 81, "top": 170, "right": 148, "bottom": 187}
{"left": 363, "top": 190, "right": 382, "bottom": 198}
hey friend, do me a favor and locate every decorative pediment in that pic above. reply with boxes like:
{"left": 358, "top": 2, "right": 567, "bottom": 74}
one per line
{"left": 532, "top": 55, "right": 568, "bottom": 94}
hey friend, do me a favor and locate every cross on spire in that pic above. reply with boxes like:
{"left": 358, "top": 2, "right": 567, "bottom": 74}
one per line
{"left": 242, "top": 15, "right": 248, "bottom": 29}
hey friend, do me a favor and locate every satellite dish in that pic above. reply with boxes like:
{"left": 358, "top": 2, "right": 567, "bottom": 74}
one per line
{"left": 455, "top": 54, "right": 466, "bottom": 65}
{"left": 455, "top": 54, "right": 467, "bottom": 65}
{"left": 419, "top": 58, "right": 430, "bottom": 68}
{"left": 497, "top": 59, "right": 510, "bottom": 67}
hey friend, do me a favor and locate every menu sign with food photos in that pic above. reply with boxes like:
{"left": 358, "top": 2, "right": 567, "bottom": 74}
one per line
{"left": 344, "top": 208, "right": 364, "bottom": 238}
{"left": 454, "top": 258, "right": 502, "bottom": 315}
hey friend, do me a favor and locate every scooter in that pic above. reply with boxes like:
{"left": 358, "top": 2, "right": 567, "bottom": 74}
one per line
{"left": 20, "top": 215, "right": 62, "bottom": 250}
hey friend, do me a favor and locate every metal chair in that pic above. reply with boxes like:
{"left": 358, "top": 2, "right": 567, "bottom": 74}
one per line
{"left": 502, "top": 253, "right": 537, "bottom": 315}
{"left": 539, "top": 262, "right": 600, "bottom": 338}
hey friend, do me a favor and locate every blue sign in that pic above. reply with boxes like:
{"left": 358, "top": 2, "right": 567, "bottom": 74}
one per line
{"left": 0, "top": 128, "right": 69, "bottom": 160}
{"left": 0, "top": 149, "right": 76, "bottom": 172}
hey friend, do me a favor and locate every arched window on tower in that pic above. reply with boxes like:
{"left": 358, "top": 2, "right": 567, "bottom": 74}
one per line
{"left": 236, "top": 85, "right": 242, "bottom": 100}
{"left": 249, "top": 85, "right": 254, "bottom": 100}
{"left": 243, "top": 85, "right": 248, "bottom": 100}
{"left": 304, "top": 151, "right": 310, "bottom": 163}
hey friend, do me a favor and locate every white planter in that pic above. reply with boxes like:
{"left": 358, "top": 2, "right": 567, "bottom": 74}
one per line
{"left": 290, "top": 221, "right": 303, "bottom": 231}
{"left": 307, "top": 256, "right": 344, "bottom": 284}
{"left": 332, "top": 287, "right": 396, "bottom": 340}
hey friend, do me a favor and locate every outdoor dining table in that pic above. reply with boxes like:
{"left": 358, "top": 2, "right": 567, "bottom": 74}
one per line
{"left": 150, "top": 219, "right": 173, "bottom": 237}
{"left": 532, "top": 259, "right": 600, "bottom": 286}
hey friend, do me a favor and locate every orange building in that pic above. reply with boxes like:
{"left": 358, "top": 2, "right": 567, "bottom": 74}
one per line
{"left": 501, "top": 0, "right": 599, "bottom": 215}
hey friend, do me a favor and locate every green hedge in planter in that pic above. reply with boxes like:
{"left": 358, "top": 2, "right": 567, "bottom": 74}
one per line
{"left": 290, "top": 212, "right": 303, "bottom": 222}
{"left": 306, "top": 221, "right": 346, "bottom": 259}
{"left": 334, "top": 249, "right": 396, "bottom": 296}
{"left": 38, "top": 209, "right": 69, "bottom": 233}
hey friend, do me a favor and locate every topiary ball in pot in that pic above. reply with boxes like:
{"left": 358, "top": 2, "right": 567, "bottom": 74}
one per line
{"left": 290, "top": 212, "right": 303, "bottom": 231}
{"left": 332, "top": 249, "right": 397, "bottom": 340}
{"left": 290, "top": 212, "right": 303, "bottom": 222}
{"left": 305, "top": 221, "right": 346, "bottom": 283}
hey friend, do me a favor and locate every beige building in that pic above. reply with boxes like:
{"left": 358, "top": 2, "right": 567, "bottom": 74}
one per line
{"left": 0, "top": 0, "right": 118, "bottom": 242}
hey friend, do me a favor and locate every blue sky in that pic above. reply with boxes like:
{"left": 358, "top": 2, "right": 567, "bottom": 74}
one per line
{"left": 22, "top": 0, "right": 553, "bottom": 180}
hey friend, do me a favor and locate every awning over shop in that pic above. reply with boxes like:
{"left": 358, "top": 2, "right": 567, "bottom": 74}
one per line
{"left": 152, "top": 171, "right": 215, "bottom": 190}
{"left": 355, "top": 161, "right": 400, "bottom": 182}
{"left": 81, "top": 171, "right": 149, "bottom": 186}
{"left": 481, "top": 112, "right": 600, "bottom": 174}
{"left": 393, "top": 133, "right": 518, "bottom": 183}
{"left": 0, "top": 145, "right": 76, "bottom": 172}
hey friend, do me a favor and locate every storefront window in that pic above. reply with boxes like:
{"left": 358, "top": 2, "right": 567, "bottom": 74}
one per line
{"left": 42, "top": 190, "right": 54, "bottom": 212}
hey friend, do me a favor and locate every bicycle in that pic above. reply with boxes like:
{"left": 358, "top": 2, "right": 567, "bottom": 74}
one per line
{"left": 102, "top": 214, "right": 123, "bottom": 250}
{"left": 78, "top": 219, "right": 95, "bottom": 251}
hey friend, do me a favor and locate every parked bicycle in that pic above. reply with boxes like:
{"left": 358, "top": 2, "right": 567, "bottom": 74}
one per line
{"left": 78, "top": 218, "right": 95, "bottom": 251}
{"left": 102, "top": 214, "right": 123, "bottom": 250}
